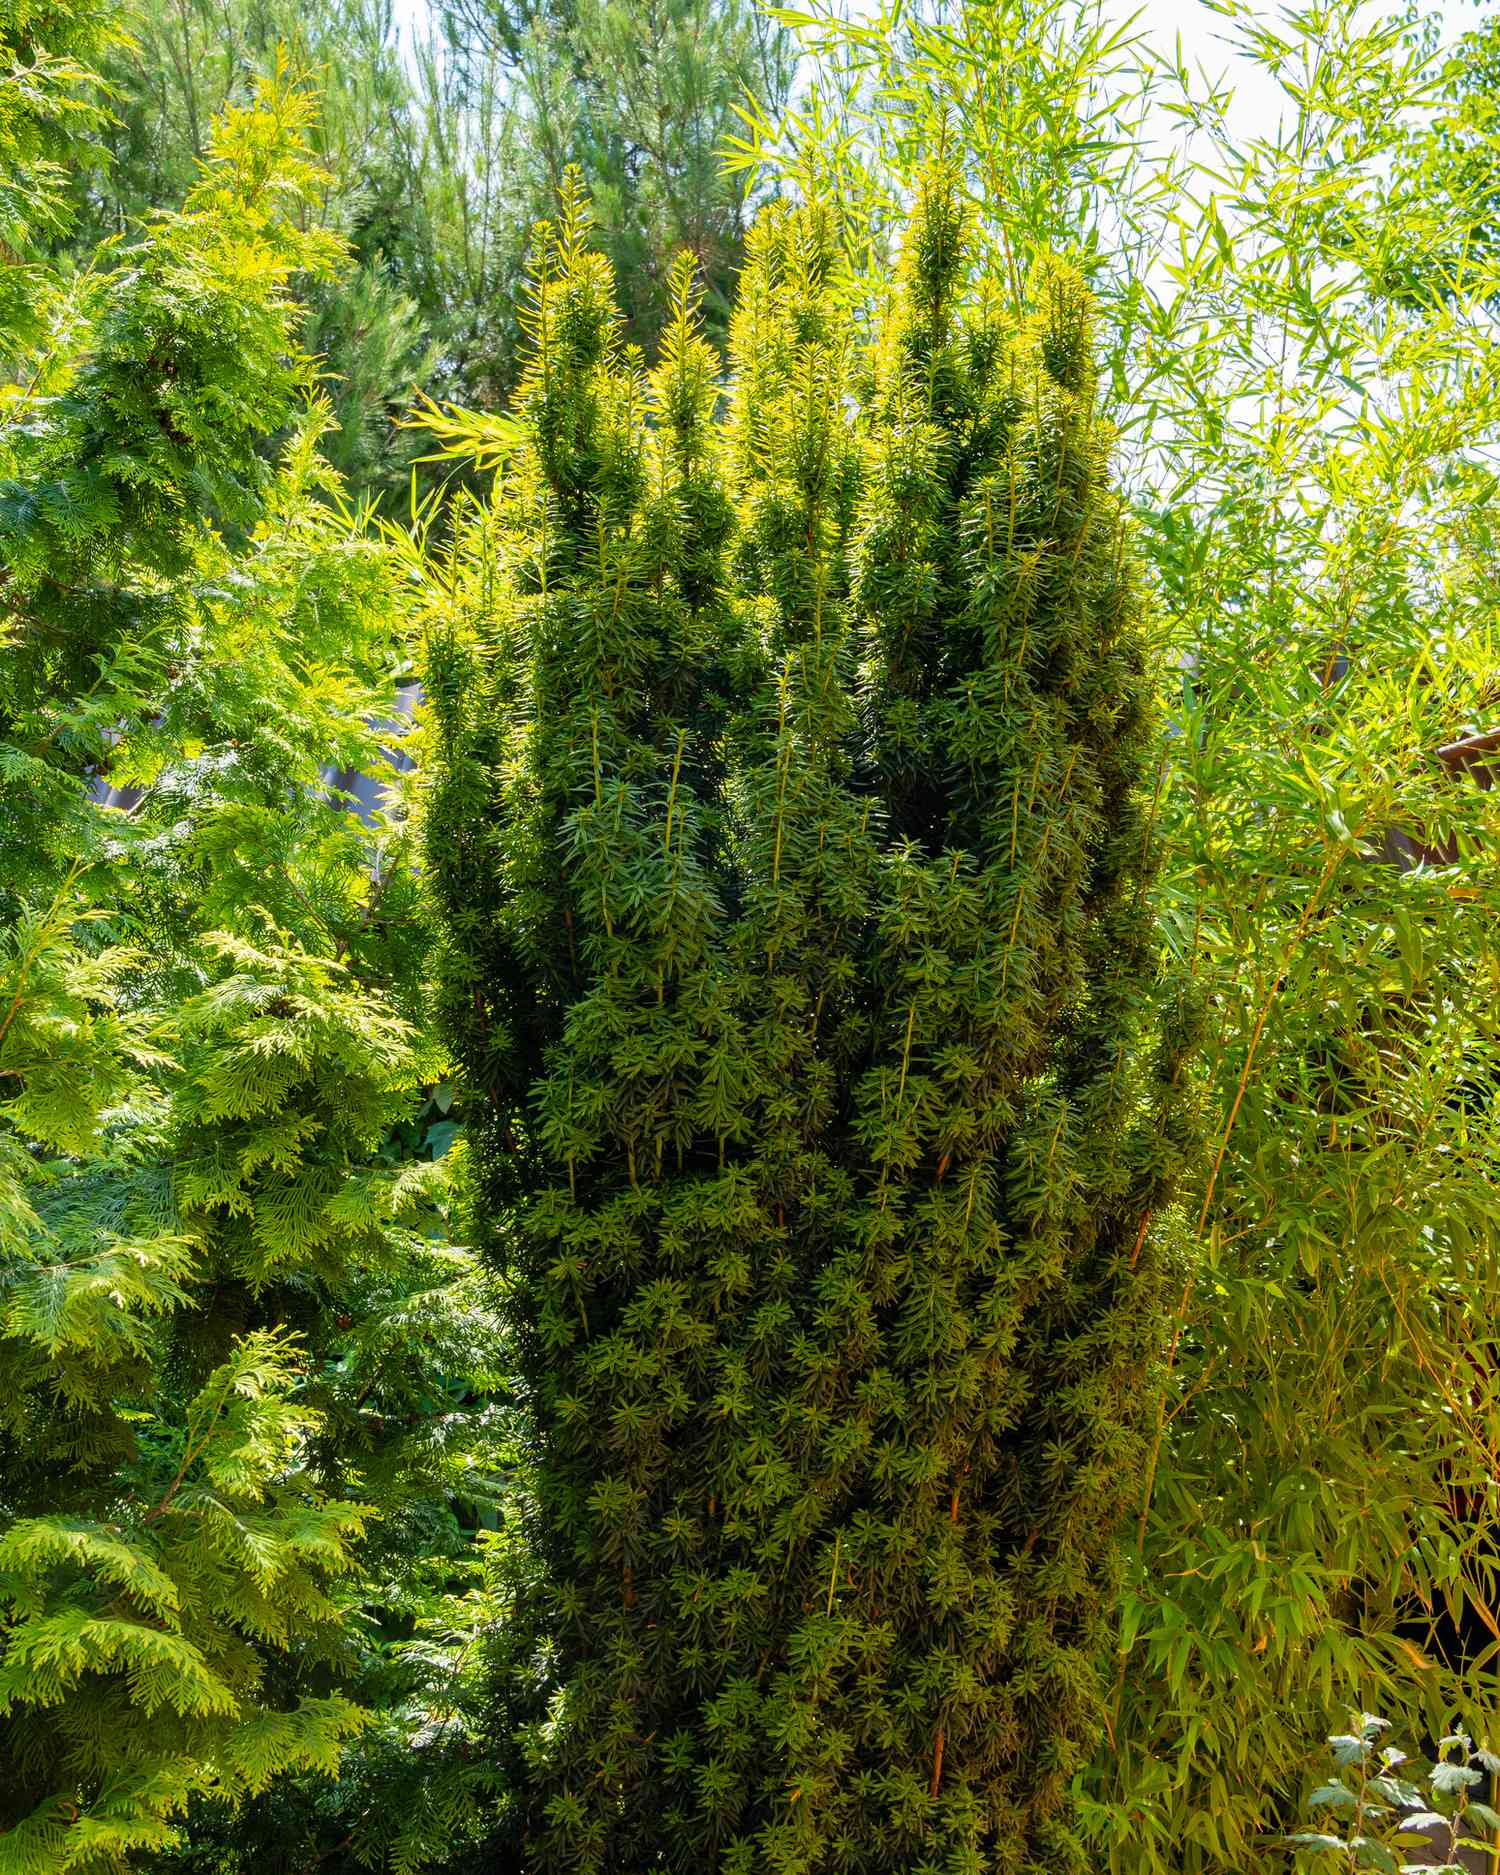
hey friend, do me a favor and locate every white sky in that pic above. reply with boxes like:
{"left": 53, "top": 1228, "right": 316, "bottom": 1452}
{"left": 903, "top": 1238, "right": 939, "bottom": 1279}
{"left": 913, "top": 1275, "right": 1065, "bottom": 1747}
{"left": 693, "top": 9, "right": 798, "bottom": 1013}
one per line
{"left": 1140, "top": 0, "right": 1478, "bottom": 123}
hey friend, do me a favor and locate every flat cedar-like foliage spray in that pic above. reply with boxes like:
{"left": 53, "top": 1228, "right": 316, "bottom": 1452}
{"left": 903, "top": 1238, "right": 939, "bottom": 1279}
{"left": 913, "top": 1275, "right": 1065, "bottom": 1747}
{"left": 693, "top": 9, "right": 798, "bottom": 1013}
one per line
{"left": 428, "top": 164, "right": 1197, "bottom": 1874}
{"left": 0, "top": 42, "right": 486, "bottom": 1870}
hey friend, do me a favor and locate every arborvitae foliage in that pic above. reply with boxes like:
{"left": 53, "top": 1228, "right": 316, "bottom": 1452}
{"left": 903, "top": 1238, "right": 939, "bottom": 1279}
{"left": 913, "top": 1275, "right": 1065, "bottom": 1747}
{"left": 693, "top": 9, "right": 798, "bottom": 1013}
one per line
{"left": 0, "top": 79, "right": 357, "bottom": 1866}
{"left": 0, "top": 67, "right": 344, "bottom": 907}
{"left": 0, "top": 58, "right": 502, "bottom": 1874}
{"left": 0, "top": 0, "right": 122, "bottom": 348}
{"left": 430, "top": 170, "right": 1197, "bottom": 1874}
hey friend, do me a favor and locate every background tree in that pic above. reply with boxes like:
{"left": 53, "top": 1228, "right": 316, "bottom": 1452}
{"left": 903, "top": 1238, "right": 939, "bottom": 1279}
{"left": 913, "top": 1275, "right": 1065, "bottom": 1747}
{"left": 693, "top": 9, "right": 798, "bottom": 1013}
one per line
{"left": 56, "top": 0, "right": 795, "bottom": 503}
{"left": 478, "top": 0, "right": 795, "bottom": 350}
{"left": 59, "top": 0, "right": 439, "bottom": 507}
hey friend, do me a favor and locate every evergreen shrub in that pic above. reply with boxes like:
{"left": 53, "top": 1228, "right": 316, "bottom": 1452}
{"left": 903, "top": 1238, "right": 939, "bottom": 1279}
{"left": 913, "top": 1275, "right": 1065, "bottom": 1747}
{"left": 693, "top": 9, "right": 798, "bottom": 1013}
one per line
{"left": 0, "top": 55, "right": 497, "bottom": 1872}
{"left": 427, "top": 163, "right": 1199, "bottom": 1875}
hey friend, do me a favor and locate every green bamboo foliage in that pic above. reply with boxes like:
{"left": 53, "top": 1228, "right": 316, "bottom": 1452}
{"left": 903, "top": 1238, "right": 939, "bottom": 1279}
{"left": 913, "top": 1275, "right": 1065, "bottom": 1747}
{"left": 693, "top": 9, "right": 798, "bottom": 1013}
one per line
{"left": 428, "top": 168, "right": 1194, "bottom": 1875}
{"left": 738, "top": 13, "right": 1500, "bottom": 1862}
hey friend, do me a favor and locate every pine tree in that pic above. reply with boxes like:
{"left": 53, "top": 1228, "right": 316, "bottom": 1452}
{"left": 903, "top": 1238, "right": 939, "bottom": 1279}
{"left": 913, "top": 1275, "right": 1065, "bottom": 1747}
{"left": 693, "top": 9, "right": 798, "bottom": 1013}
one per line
{"left": 429, "top": 170, "right": 1197, "bottom": 1873}
{"left": 436, "top": 0, "right": 794, "bottom": 362}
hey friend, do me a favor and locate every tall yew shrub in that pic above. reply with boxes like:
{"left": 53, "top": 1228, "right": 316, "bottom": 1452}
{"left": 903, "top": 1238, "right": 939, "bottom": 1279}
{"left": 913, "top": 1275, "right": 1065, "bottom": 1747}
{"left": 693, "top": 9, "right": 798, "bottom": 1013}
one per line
{"left": 427, "top": 169, "right": 1195, "bottom": 1873}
